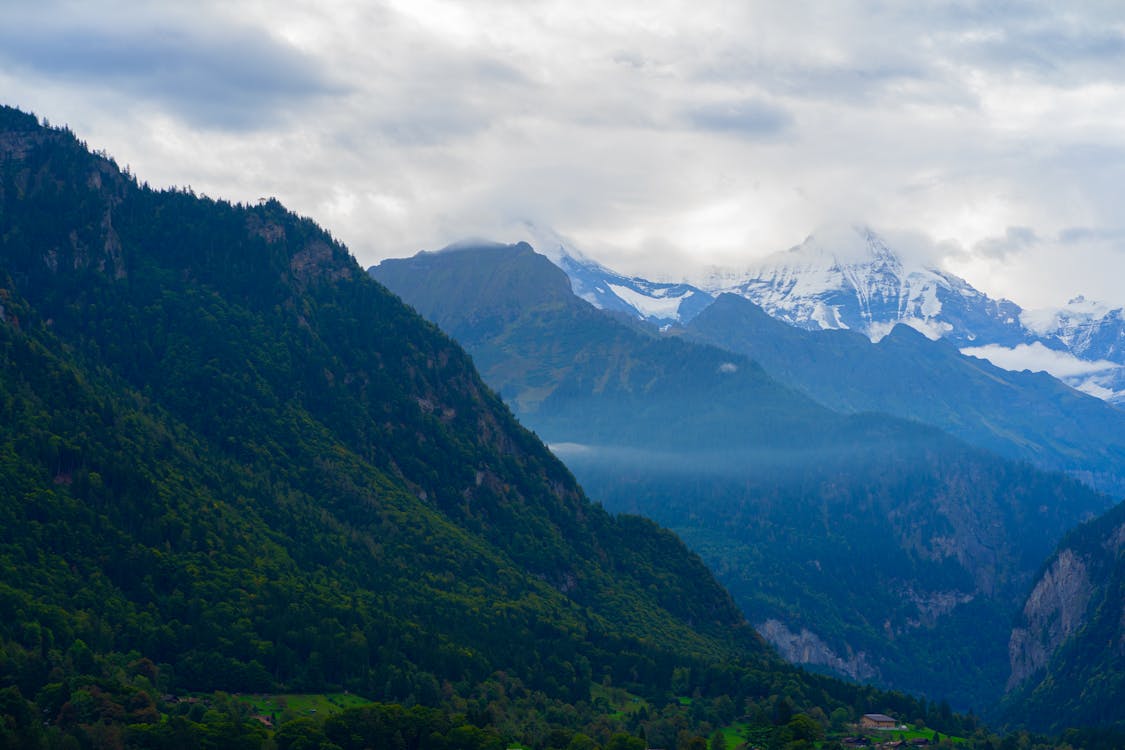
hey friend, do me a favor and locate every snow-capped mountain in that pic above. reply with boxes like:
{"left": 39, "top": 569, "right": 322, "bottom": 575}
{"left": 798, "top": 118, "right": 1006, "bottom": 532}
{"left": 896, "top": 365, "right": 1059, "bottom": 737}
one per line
{"left": 532, "top": 223, "right": 1125, "bottom": 404}
{"left": 507, "top": 221, "right": 714, "bottom": 326}
{"left": 1016, "top": 296, "right": 1125, "bottom": 403}
{"left": 718, "top": 226, "right": 1125, "bottom": 403}
{"left": 722, "top": 225, "right": 1035, "bottom": 347}
{"left": 554, "top": 253, "right": 714, "bottom": 325}
{"left": 1022, "top": 296, "right": 1125, "bottom": 364}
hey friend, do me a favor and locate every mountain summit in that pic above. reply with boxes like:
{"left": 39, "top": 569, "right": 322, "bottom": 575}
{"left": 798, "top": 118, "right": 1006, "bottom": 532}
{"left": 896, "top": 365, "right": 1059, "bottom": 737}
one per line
{"left": 721, "top": 225, "right": 1031, "bottom": 346}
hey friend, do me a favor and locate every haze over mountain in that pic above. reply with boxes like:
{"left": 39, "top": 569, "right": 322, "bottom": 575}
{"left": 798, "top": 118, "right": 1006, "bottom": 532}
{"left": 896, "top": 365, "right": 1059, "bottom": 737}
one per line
{"left": 680, "top": 293, "right": 1125, "bottom": 497}
{"left": 372, "top": 240, "right": 1114, "bottom": 714}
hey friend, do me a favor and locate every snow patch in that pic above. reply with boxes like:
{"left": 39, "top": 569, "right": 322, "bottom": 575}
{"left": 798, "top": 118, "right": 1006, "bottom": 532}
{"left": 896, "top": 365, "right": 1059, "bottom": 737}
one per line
{"left": 606, "top": 282, "right": 685, "bottom": 318}
{"left": 810, "top": 301, "right": 847, "bottom": 331}
{"left": 918, "top": 282, "right": 943, "bottom": 318}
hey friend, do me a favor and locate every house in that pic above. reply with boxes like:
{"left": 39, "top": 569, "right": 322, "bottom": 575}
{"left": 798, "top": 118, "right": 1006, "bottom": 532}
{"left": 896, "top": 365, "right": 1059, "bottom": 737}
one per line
{"left": 861, "top": 713, "right": 897, "bottom": 729}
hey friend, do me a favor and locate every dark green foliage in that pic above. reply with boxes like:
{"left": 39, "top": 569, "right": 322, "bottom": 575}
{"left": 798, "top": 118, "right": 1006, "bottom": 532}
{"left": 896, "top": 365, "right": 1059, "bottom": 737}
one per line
{"left": 0, "top": 105, "right": 766, "bottom": 737}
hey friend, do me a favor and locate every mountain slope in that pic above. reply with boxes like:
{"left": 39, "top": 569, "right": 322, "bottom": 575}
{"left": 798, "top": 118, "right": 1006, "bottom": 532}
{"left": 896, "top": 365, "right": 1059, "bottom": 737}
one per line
{"left": 0, "top": 104, "right": 773, "bottom": 724}
{"left": 372, "top": 241, "right": 1112, "bottom": 711}
{"left": 1001, "top": 500, "right": 1125, "bottom": 731}
{"left": 682, "top": 293, "right": 1125, "bottom": 496}
{"left": 373, "top": 241, "right": 832, "bottom": 450}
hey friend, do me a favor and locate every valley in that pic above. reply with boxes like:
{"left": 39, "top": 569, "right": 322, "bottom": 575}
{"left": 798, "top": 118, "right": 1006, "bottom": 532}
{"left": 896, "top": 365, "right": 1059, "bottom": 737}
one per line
{"left": 373, "top": 240, "right": 1125, "bottom": 729}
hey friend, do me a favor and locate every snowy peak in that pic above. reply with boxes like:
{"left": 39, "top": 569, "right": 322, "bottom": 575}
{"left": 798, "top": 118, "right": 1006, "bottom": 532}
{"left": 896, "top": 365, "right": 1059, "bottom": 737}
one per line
{"left": 723, "top": 225, "right": 985, "bottom": 343}
{"left": 1022, "top": 296, "right": 1125, "bottom": 364}
{"left": 552, "top": 250, "right": 715, "bottom": 325}
{"left": 504, "top": 221, "right": 716, "bottom": 326}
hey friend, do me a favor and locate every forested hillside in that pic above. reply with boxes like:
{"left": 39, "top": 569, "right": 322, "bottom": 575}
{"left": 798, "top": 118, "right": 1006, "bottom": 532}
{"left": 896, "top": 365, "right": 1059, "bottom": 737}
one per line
{"left": 0, "top": 105, "right": 784, "bottom": 747}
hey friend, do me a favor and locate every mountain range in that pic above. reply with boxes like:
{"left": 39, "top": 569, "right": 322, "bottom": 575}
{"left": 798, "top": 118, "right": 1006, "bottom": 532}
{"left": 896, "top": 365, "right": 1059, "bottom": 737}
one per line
{"left": 546, "top": 225, "right": 1125, "bottom": 405}
{"left": 5, "top": 102, "right": 1125, "bottom": 747}
{"left": 4, "top": 105, "right": 934, "bottom": 748}
{"left": 680, "top": 293, "right": 1125, "bottom": 496}
{"left": 372, "top": 241, "right": 1116, "bottom": 718}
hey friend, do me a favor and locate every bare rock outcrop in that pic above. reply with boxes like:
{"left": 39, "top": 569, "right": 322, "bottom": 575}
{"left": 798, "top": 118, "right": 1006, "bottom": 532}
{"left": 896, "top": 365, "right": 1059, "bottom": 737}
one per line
{"left": 758, "top": 618, "right": 878, "bottom": 681}
{"left": 1006, "top": 548, "right": 1093, "bottom": 690}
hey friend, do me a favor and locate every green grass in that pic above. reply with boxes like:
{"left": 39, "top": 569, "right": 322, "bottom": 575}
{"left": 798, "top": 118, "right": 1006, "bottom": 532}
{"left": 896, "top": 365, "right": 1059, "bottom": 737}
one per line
{"left": 851, "top": 724, "right": 968, "bottom": 745}
{"left": 714, "top": 721, "right": 749, "bottom": 748}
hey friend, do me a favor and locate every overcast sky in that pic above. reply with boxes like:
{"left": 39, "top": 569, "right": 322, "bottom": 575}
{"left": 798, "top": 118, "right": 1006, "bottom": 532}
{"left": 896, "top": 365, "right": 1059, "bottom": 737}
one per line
{"left": 4, "top": 0, "right": 1125, "bottom": 309}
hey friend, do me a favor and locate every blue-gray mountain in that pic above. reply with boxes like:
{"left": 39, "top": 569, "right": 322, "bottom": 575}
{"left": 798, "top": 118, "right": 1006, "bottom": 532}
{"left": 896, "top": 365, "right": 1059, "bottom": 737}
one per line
{"left": 554, "top": 225, "right": 1125, "bottom": 405}
{"left": 371, "top": 241, "right": 1113, "bottom": 715}
{"left": 680, "top": 293, "right": 1125, "bottom": 497}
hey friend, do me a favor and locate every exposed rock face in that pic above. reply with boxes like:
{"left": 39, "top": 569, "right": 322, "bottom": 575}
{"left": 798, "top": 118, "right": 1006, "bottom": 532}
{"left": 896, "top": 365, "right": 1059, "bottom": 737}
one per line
{"left": 1007, "top": 548, "right": 1094, "bottom": 690}
{"left": 1000, "top": 506, "right": 1125, "bottom": 731}
{"left": 758, "top": 618, "right": 878, "bottom": 681}
{"left": 900, "top": 587, "right": 975, "bottom": 629}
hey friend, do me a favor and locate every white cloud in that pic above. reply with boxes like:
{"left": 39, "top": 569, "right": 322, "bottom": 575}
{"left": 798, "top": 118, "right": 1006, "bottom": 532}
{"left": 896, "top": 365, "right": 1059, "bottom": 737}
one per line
{"left": 5, "top": 0, "right": 1125, "bottom": 308}
{"left": 961, "top": 342, "right": 1122, "bottom": 379}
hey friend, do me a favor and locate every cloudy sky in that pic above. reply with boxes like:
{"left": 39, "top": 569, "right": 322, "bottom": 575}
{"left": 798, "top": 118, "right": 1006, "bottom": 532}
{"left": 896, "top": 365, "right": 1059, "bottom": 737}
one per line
{"left": 4, "top": 0, "right": 1125, "bottom": 308}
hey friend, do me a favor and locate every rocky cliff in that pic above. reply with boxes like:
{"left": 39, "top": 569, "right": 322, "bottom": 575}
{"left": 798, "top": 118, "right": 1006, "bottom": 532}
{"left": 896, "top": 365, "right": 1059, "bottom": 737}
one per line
{"left": 1002, "top": 501, "right": 1125, "bottom": 730}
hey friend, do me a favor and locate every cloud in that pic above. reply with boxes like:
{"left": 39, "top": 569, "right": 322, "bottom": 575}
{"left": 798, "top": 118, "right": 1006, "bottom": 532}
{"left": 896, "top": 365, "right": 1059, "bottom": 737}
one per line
{"left": 0, "top": 4, "right": 343, "bottom": 129}
{"left": 6, "top": 0, "right": 1125, "bottom": 311}
{"left": 949, "top": 11, "right": 1125, "bottom": 83}
{"left": 972, "top": 226, "right": 1039, "bottom": 260}
{"left": 686, "top": 99, "right": 793, "bottom": 137}
{"left": 961, "top": 342, "right": 1121, "bottom": 379}
{"left": 1058, "top": 226, "right": 1125, "bottom": 246}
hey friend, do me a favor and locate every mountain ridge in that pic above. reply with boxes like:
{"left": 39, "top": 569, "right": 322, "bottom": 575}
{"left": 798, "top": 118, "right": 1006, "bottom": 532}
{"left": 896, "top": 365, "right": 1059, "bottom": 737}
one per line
{"left": 545, "top": 225, "right": 1125, "bottom": 404}
{"left": 680, "top": 292, "right": 1125, "bottom": 496}
{"left": 1001, "top": 499, "right": 1125, "bottom": 731}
